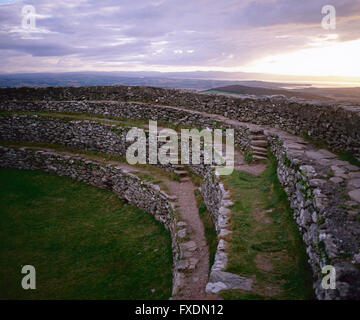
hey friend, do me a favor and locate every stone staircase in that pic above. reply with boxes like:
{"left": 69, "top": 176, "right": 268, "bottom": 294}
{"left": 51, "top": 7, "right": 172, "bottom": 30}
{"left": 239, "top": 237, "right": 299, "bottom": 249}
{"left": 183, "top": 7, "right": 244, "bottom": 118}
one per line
{"left": 249, "top": 128, "right": 268, "bottom": 162}
{"left": 173, "top": 164, "right": 190, "bottom": 183}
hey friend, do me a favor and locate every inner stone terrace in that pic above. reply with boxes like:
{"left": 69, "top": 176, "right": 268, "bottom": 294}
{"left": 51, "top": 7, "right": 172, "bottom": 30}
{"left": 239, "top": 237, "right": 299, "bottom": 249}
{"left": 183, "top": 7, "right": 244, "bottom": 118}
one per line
{"left": 0, "top": 85, "right": 359, "bottom": 300}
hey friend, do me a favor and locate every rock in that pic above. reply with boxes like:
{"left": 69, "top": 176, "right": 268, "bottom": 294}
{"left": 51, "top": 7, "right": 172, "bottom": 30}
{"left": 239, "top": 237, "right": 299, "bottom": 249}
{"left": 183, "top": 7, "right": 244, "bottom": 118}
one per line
{"left": 330, "top": 177, "right": 343, "bottom": 184}
{"left": 219, "top": 207, "right": 231, "bottom": 215}
{"left": 318, "top": 149, "right": 337, "bottom": 159}
{"left": 349, "top": 172, "right": 360, "bottom": 179}
{"left": 180, "top": 240, "right": 197, "bottom": 252}
{"left": 177, "top": 229, "right": 187, "bottom": 239}
{"left": 207, "top": 271, "right": 253, "bottom": 293}
{"left": 188, "top": 258, "right": 199, "bottom": 270}
{"left": 217, "top": 239, "right": 227, "bottom": 251}
{"left": 331, "top": 165, "right": 346, "bottom": 175}
{"left": 349, "top": 189, "right": 360, "bottom": 203}
{"left": 345, "top": 165, "right": 359, "bottom": 172}
{"left": 346, "top": 201, "right": 359, "bottom": 208}
{"left": 306, "top": 150, "right": 335, "bottom": 160}
{"left": 177, "top": 221, "right": 187, "bottom": 227}
{"left": 300, "top": 165, "right": 315, "bottom": 177}
{"left": 354, "top": 253, "right": 360, "bottom": 264}
{"left": 205, "top": 282, "right": 228, "bottom": 294}
{"left": 309, "top": 179, "right": 327, "bottom": 187}
{"left": 219, "top": 229, "right": 232, "bottom": 237}
{"left": 348, "top": 179, "right": 360, "bottom": 189}
{"left": 177, "top": 260, "right": 189, "bottom": 270}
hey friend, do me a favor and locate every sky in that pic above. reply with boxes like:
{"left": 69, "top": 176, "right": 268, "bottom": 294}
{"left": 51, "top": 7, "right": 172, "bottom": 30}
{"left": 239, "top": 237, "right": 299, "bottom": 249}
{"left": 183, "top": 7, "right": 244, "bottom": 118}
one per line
{"left": 0, "top": 0, "right": 359, "bottom": 80}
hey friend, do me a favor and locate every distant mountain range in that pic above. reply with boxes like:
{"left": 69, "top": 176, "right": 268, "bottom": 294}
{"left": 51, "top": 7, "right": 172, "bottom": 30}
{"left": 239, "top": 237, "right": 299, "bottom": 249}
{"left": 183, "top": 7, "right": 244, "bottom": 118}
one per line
{"left": 0, "top": 72, "right": 253, "bottom": 90}
{"left": 206, "top": 85, "right": 331, "bottom": 101}
{"left": 0, "top": 71, "right": 359, "bottom": 103}
{"left": 208, "top": 84, "right": 360, "bottom": 102}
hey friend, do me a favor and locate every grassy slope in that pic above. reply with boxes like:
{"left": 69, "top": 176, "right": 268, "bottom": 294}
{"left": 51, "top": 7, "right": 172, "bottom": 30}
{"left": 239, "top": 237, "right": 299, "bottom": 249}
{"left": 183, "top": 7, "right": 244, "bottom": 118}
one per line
{"left": 194, "top": 190, "right": 218, "bottom": 274}
{"left": 220, "top": 154, "right": 314, "bottom": 300}
{"left": 0, "top": 169, "right": 172, "bottom": 299}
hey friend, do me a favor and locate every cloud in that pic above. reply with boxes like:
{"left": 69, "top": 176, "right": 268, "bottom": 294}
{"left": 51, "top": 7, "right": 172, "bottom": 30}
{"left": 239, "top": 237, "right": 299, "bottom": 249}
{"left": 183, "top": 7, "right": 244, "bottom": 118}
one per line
{"left": 0, "top": 0, "right": 20, "bottom": 5}
{"left": 0, "top": 0, "right": 359, "bottom": 74}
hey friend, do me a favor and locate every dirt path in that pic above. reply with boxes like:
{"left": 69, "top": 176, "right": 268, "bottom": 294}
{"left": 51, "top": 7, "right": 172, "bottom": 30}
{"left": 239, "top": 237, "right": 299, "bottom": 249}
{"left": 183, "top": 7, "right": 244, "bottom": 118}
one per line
{"left": 165, "top": 179, "right": 211, "bottom": 300}
{"left": 234, "top": 149, "right": 266, "bottom": 175}
{"left": 111, "top": 162, "right": 213, "bottom": 299}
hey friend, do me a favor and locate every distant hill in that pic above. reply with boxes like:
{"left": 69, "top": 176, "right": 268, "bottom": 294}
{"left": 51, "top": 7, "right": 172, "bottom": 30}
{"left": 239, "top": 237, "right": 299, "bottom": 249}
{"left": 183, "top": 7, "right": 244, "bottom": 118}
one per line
{"left": 1, "top": 71, "right": 359, "bottom": 103}
{"left": 207, "top": 85, "right": 331, "bottom": 101}
{"left": 0, "top": 71, "right": 333, "bottom": 90}
{"left": 299, "top": 87, "right": 360, "bottom": 102}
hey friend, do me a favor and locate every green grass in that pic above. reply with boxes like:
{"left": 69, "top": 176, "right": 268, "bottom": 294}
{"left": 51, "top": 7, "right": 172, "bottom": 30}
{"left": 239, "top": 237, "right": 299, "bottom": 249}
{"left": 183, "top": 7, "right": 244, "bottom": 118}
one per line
{"left": 337, "top": 151, "right": 360, "bottom": 167}
{"left": 244, "top": 152, "right": 253, "bottom": 164}
{"left": 194, "top": 190, "right": 218, "bottom": 274}
{"left": 220, "top": 153, "right": 314, "bottom": 300}
{"left": 0, "top": 169, "right": 173, "bottom": 299}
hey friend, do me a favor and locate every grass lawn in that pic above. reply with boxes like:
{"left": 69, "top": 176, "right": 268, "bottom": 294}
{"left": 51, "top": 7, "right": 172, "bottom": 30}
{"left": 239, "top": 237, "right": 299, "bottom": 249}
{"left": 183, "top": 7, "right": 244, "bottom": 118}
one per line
{"left": 194, "top": 190, "right": 218, "bottom": 274}
{"left": 0, "top": 169, "right": 172, "bottom": 300}
{"left": 220, "top": 154, "right": 314, "bottom": 300}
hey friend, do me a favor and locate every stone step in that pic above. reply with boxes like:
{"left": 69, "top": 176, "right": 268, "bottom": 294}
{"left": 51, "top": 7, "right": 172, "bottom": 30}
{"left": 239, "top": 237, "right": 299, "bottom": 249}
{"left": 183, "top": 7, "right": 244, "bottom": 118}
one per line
{"left": 180, "top": 177, "right": 191, "bottom": 183}
{"left": 253, "top": 155, "right": 267, "bottom": 162}
{"left": 251, "top": 146, "right": 268, "bottom": 153}
{"left": 249, "top": 135, "right": 267, "bottom": 141}
{"left": 174, "top": 170, "right": 188, "bottom": 176}
{"left": 249, "top": 128, "right": 264, "bottom": 134}
{"left": 252, "top": 150, "right": 267, "bottom": 157}
{"left": 251, "top": 140, "right": 268, "bottom": 147}
{"left": 173, "top": 164, "right": 184, "bottom": 169}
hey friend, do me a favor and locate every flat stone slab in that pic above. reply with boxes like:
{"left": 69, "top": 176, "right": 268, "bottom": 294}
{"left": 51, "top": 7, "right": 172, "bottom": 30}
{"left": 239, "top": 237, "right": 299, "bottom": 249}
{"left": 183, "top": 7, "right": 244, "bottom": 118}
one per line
{"left": 284, "top": 143, "right": 306, "bottom": 150}
{"left": 348, "top": 179, "right": 360, "bottom": 189}
{"left": 305, "top": 150, "right": 336, "bottom": 160}
{"left": 177, "top": 221, "right": 187, "bottom": 227}
{"left": 330, "top": 177, "right": 343, "bottom": 184}
{"left": 206, "top": 271, "right": 253, "bottom": 294}
{"left": 177, "top": 229, "right": 187, "bottom": 239}
{"left": 309, "top": 179, "right": 327, "bottom": 187}
{"left": 349, "top": 189, "right": 360, "bottom": 203}
{"left": 180, "top": 240, "right": 197, "bottom": 252}
{"left": 349, "top": 172, "right": 360, "bottom": 179}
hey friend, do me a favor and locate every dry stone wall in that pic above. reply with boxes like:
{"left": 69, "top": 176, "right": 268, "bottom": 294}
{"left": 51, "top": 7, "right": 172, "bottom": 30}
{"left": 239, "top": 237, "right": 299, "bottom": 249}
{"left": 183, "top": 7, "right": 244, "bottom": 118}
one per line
{"left": 0, "top": 114, "right": 129, "bottom": 155}
{"left": 1, "top": 85, "right": 359, "bottom": 159}
{"left": 0, "top": 100, "right": 252, "bottom": 152}
{"left": 267, "top": 130, "right": 360, "bottom": 299}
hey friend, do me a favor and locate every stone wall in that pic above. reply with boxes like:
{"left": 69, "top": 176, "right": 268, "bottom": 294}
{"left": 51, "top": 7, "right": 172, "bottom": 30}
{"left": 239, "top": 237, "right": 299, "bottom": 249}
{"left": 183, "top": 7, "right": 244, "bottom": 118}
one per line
{"left": 0, "top": 85, "right": 359, "bottom": 158}
{"left": 186, "top": 162, "right": 248, "bottom": 294}
{"left": 0, "top": 114, "right": 129, "bottom": 156}
{"left": 0, "top": 114, "right": 235, "bottom": 175}
{"left": 0, "top": 101, "right": 252, "bottom": 152}
{"left": 267, "top": 130, "right": 360, "bottom": 299}
{"left": 0, "top": 146, "right": 185, "bottom": 296}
